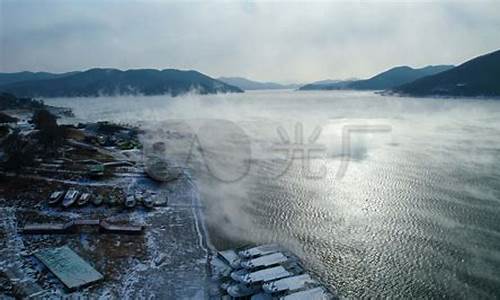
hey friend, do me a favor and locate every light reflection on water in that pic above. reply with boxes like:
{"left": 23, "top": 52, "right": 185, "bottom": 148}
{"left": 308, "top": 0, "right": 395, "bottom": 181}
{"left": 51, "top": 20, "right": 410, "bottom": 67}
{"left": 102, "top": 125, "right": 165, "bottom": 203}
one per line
{"left": 47, "top": 90, "right": 500, "bottom": 298}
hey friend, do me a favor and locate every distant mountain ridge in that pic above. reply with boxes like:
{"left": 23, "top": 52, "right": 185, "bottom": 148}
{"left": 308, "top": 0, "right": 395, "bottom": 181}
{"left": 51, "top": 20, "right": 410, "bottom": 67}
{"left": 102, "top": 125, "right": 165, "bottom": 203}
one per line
{"left": 0, "top": 68, "right": 243, "bottom": 98}
{"left": 392, "top": 49, "right": 500, "bottom": 97}
{"left": 298, "top": 80, "right": 356, "bottom": 91}
{"left": 349, "top": 65, "right": 454, "bottom": 90}
{"left": 0, "top": 71, "right": 80, "bottom": 86}
{"left": 310, "top": 79, "right": 344, "bottom": 85}
{"left": 218, "top": 77, "right": 300, "bottom": 90}
{"left": 299, "top": 65, "right": 454, "bottom": 91}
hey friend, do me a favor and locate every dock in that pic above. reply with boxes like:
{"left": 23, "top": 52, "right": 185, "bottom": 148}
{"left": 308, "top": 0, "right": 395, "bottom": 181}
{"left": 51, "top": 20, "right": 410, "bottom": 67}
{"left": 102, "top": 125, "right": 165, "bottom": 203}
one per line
{"left": 21, "top": 219, "right": 144, "bottom": 235}
{"left": 211, "top": 244, "right": 337, "bottom": 299}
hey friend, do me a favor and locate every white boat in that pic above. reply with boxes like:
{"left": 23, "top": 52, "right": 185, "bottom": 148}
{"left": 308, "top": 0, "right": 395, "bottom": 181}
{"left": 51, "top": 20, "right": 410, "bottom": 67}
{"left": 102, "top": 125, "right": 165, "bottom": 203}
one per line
{"left": 239, "top": 244, "right": 280, "bottom": 258}
{"left": 279, "top": 287, "right": 331, "bottom": 300}
{"left": 48, "top": 191, "right": 64, "bottom": 206}
{"left": 62, "top": 190, "right": 79, "bottom": 208}
{"left": 241, "top": 252, "right": 288, "bottom": 269}
{"left": 77, "top": 193, "right": 91, "bottom": 206}
{"left": 218, "top": 250, "right": 241, "bottom": 269}
{"left": 262, "top": 274, "right": 316, "bottom": 293}
{"left": 231, "top": 266, "right": 292, "bottom": 284}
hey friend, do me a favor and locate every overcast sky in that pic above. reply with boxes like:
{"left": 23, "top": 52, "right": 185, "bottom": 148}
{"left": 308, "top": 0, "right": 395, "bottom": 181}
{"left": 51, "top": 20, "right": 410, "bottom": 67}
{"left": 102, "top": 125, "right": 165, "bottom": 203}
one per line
{"left": 1, "top": 0, "right": 499, "bottom": 83}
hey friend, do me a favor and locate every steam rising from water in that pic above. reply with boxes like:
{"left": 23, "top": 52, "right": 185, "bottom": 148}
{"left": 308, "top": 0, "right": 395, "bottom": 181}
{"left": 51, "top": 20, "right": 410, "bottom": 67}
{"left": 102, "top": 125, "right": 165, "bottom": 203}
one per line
{"left": 47, "top": 90, "right": 500, "bottom": 297}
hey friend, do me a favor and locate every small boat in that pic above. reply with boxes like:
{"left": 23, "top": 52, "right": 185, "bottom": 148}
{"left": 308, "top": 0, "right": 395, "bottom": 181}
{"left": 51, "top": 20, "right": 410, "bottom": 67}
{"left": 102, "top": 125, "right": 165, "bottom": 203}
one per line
{"left": 239, "top": 244, "right": 280, "bottom": 258}
{"left": 47, "top": 191, "right": 64, "bottom": 206}
{"left": 241, "top": 252, "right": 288, "bottom": 269}
{"left": 263, "top": 274, "right": 316, "bottom": 294}
{"left": 62, "top": 190, "right": 80, "bottom": 208}
{"left": 107, "top": 196, "right": 119, "bottom": 207}
{"left": 279, "top": 287, "right": 331, "bottom": 300}
{"left": 124, "top": 195, "right": 136, "bottom": 208}
{"left": 231, "top": 266, "right": 292, "bottom": 284}
{"left": 218, "top": 250, "right": 241, "bottom": 269}
{"left": 211, "top": 256, "right": 233, "bottom": 279}
{"left": 77, "top": 193, "right": 91, "bottom": 206}
{"left": 134, "top": 192, "right": 144, "bottom": 202}
{"left": 92, "top": 196, "right": 103, "bottom": 206}
{"left": 142, "top": 197, "right": 155, "bottom": 209}
{"left": 144, "top": 156, "right": 183, "bottom": 182}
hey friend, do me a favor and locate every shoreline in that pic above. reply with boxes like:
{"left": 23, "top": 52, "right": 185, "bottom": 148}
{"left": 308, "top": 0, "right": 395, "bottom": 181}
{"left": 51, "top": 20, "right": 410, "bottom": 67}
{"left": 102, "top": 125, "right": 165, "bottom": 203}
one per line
{"left": 0, "top": 95, "right": 337, "bottom": 298}
{"left": 0, "top": 107, "right": 214, "bottom": 298}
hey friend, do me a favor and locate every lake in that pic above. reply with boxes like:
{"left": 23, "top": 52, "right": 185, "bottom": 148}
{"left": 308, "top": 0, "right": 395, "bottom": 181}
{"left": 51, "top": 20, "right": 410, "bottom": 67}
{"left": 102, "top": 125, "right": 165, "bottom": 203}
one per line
{"left": 47, "top": 90, "right": 500, "bottom": 298}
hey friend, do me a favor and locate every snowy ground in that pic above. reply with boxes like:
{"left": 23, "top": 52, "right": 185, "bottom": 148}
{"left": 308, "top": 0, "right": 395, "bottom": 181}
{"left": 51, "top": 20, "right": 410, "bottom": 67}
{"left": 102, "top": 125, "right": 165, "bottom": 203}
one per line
{"left": 0, "top": 157, "right": 210, "bottom": 299}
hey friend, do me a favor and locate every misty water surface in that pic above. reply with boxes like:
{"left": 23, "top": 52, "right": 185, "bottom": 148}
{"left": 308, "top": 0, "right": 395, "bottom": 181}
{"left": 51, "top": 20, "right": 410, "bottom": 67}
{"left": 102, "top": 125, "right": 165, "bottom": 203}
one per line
{"left": 47, "top": 90, "right": 500, "bottom": 298}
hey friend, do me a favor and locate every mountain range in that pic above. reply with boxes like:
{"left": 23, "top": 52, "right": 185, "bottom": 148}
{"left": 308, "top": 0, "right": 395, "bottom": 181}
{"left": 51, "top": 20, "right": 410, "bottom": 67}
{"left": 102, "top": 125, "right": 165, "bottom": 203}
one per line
{"left": 1, "top": 48, "right": 498, "bottom": 99}
{"left": 349, "top": 65, "right": 454, "bottom": 90}
{"left": 0, "top": 71, "right": 80, "bottom": 86}
{"left": 392, "top": 49, "right": 500, "bottom": 97}
{"left": 299, "top": 79, "right": 357, "bottom": 91}
{"left": 217, "top": 77, "right": 300, "bottom": 90}
{"left": 0, "top": 68, "right": 243, "bottom": 98}
{"left": 299, "top": 65, "right": 454, "bottom": 91}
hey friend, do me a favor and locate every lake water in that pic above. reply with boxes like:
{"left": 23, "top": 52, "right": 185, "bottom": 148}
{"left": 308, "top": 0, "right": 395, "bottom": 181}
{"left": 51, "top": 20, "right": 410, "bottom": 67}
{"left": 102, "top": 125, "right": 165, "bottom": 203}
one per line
{"left": 47, "top": 90, "right": 500, "bottom": 298}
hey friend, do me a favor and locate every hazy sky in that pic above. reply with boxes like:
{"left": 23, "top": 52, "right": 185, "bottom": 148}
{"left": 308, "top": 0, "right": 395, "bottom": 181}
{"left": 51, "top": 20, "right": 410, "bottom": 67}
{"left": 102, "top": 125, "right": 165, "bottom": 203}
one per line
{"left": 1, "top": 0, "right": 499, "bottom": 83}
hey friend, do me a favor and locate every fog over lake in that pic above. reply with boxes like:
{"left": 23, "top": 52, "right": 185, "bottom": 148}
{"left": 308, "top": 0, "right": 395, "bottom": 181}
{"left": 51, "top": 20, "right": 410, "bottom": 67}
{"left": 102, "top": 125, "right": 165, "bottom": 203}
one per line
{"left": 47, "top": 90, "right": 500, "bottom": 298}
